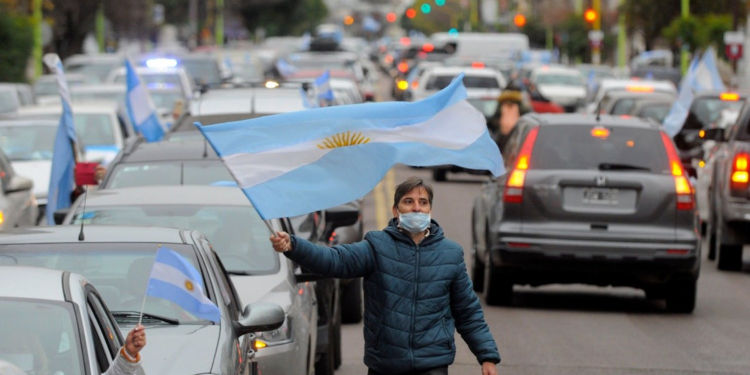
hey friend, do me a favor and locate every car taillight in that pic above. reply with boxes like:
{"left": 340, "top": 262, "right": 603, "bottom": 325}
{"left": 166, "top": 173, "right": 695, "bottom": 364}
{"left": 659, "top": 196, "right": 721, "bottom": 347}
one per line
{"left": 503, "top": 127, "right": 539, "bottom": 203}
{"left": 660, "top": 132, "right": 694, "bottom": 210}
{"left": 730, "top": 152, "right": 749, "bottom": 195}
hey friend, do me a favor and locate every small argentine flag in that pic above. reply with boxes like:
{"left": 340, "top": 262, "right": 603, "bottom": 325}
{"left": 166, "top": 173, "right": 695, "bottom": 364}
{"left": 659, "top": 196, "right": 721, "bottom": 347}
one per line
{"left": 315, "top": 70, "right": 334, "bottom": 103}
{"left": 125, "top": 59, "right": 165, "bottom": 142}
{"left": 145, "top": 247, "right": 221, "bottom": 323}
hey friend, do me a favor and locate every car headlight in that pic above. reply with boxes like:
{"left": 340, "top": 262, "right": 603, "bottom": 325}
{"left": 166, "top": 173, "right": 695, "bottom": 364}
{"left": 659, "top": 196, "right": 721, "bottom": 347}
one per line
{"left": 253, "top": 317, "right": 293, "bottom": 349}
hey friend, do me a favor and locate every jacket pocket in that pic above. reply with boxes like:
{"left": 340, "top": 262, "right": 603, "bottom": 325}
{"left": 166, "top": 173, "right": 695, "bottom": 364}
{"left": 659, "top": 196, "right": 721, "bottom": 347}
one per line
{"left": 440, "top": 317, "right": 455, "bottom": 350}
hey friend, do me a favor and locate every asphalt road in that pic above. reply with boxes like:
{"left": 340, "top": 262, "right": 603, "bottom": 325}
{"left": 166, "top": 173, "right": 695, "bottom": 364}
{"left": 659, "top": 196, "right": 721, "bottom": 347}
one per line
{"left": 337, "top": 165, "right": 750, "bottom": 375}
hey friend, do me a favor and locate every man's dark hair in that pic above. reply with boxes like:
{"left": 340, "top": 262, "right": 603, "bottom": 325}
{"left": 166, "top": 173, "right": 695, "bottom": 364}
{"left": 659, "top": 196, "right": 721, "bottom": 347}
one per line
{"left": 393, "top": 177, "right": 433, "bottom": 208}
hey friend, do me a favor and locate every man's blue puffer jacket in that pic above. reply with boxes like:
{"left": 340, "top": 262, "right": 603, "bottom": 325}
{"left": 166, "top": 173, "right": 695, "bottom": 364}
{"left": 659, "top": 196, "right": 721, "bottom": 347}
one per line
{"left": 285, "top": 219, "right": 500, "bottom": 374}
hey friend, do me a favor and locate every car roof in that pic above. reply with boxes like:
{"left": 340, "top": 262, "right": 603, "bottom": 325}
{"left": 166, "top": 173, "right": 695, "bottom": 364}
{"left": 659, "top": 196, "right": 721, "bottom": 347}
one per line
{"left": 0, "top": 225, "right": 188, "bottom": 244}
{"left": 119, "top": 139, "right": 218, "bottom": 162}
{"left": 71, "top": 84, "right": 125, "bottom": 93}
{"left": 527, "top": 113, "right": 657, "bottom": 129}
{"left": 189, "top": 86, "right": 305, "bottom": 115}
{"left": 0, "top": 266, "right": 67, "bottom": 301}
{"left": 0, "top": 118, "right": 58, "bottom": 127}
{"left": 532, "top": 65, "right": 583, "bottom": 75}
{"left": 692, "top": 90, "right": 750, "bottom": 99}
{"left": 78, "top": 186, "right": 251, "bottom": 207}
{"left": 425, "top": 66, "right": 501, "bottom": 76}
{"left": 17, "top": 102, "right": 119, "bottom": 115}
{"left": 604, "top": 90, "right": 676, "bottom": 100}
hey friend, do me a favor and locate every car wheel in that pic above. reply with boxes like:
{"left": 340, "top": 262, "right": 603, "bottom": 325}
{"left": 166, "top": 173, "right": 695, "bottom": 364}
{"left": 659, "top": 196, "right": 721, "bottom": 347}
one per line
{"left": 341, "top": 278, "right": 363, "bottom": 324}
{"left": 717, "top": 244, "right": 743, "bottom": 271}
{"left": 483, "top": 252, "right": 512, "bottom": 306}
{"left": 706, "top": 209, "right": 718, "bottom": 261}
{"left": 665, "top": 279, "right": 697, "bottom": 314}
{"left": 472, "top": 249, "right": 485, "bottom": 292}
{"left": 432, "top": 168, "right": 447, "bottom": 182}
{"left": 314, "top": 328, "right": 335, "bottom": 375}
{"left": 333, "top": 300, "right": 342, "bottom": 370}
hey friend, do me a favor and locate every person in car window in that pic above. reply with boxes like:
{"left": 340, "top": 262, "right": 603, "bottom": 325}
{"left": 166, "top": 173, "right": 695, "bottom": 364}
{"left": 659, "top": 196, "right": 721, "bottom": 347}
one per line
{"left": 270, "top": 177, "right": 500, "bottom": 375}
{"left": 490, "top": 82, "right": 529, "bottom": 153}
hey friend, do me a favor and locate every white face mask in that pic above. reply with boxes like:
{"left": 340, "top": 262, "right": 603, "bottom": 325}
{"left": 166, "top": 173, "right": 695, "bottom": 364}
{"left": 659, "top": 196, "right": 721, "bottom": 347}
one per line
{"left": 398, "top": 212, "right": 431, "bottom": 233}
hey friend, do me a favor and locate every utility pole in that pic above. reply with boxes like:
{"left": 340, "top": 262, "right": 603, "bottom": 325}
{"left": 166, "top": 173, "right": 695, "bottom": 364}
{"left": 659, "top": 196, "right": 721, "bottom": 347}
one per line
{"left": 592, "top": 0, "right": 601, "bottom": 65}
{"left": 681, "top": 0, "right": 690, "bottom": 75}
{"left": 617, "top": 0, "right": 626, "bottom": 68}
{"left": 189, "top": 0, "right": 198, "bottom": 49}
{"left": 96, "top": 2, "right": 105, "bottom": 52}
{"left": 32, "top": 0, "right": 42, "bottom": 78}
{"left": 215, "top": 0, "right": 224, "bottom": 47}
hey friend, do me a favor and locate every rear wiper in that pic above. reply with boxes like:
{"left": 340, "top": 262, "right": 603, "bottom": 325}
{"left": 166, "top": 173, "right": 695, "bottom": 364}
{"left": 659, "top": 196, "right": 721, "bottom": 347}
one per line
{"left": 112, "top": 311, "right": 179, "bottom": 325}
{"left": 598, "top": 163, "right": 650, "bottom": 172}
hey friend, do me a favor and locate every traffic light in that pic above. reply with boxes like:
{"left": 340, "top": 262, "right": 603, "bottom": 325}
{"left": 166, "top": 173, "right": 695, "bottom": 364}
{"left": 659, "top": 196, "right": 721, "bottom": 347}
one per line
{"left": 421, "top": 3, "right": 431, "bottom": 14}
{"left": 386, "top": 12, "right": 397, "bottom": 23}
{"left": 435, "top": 0, "right": 446, "bottom": 5}
{"left": 584, "top": 8, "right": 597, "bottom": 24}
{"left": 513, "top": 14, "right": 526, "bottom": 28}
{"left": 344, "top": 15, "right": 354, "bottom": 26}
{"left": 405, "top": 8, "right": 417, "bottom": 19}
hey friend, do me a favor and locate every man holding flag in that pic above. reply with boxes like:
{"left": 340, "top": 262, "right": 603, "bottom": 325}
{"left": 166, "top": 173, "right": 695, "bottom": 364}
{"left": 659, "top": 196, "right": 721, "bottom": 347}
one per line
{"left": 197, "top": 75, "right": 502, "bottom": 375}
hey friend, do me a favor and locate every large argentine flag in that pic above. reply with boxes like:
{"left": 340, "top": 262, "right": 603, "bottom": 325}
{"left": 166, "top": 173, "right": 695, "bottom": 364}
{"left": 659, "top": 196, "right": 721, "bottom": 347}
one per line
{"left": 663, "top": 47, "right": 726, "bottom": 137}
{"left": 125, "top": 59, "right": 164, "bottom": 142}
{"left": 145, "top": 247, "right": 221, "bottom": 323}
{"left": 197, "top": 75, "right": 504, "bottom": 219}
{"left": 42, "top": 54, "right": 77, "bottom": 225}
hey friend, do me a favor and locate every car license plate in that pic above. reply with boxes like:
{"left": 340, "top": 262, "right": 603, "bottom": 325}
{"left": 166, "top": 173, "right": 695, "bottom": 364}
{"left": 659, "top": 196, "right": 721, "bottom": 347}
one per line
{"left": 583, "top": 188, "right": 619, "bottom": 205}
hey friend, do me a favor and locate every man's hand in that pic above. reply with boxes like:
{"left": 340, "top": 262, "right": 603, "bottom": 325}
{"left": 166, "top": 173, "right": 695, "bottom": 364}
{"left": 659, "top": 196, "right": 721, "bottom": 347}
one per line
{"left": 125, "top": 325, "right": 146, "bottom": 357}
{"left": 270, "top": 231, "right": 292, "bottom": 252}
{"left": 482, "top": 361, "right": 498, "bottom": 375}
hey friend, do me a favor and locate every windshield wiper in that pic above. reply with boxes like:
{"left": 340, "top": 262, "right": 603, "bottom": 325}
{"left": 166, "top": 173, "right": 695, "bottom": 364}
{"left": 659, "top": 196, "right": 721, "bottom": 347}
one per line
{"left": 226, "top": 270, "right": 256, "bottom": 276}
{"left": 112, "top": 311, "right": 179, "bottom": 325}
{"left": 598, "top": 163, "right": 650, "bottom": 172}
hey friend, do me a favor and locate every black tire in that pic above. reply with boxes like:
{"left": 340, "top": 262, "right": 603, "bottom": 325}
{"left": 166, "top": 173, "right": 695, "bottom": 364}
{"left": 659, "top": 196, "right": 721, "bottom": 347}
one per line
{"left": 717, "top": 244, "right": 743, "bottom": 271}
{"left": 432, "top": 168, "right": 447, "bottom": 182}
{"left": 341, "top": 278, "right": 363, "bottom": 323}
{"left": 483, "top": 252, "right": 512, "bottom": 306}
{"left": 333, "top": 302, "right": 342, "bottom": 369}
{"left": 665, "top": 279, "right": 697, "bottom": 313}
{"left": 471, "top": 250, "right": 485, "bottom": 292}
{"left": 314, "top": 325, "right": 335, "bottom": 375}
{"left": 707, "top": 225, "right": 717, "bottom": 261}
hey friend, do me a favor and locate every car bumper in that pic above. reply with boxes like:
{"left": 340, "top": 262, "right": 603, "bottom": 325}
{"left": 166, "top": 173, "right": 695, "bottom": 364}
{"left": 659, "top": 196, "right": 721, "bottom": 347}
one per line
{"left": 722, "top": 199, "right": 750, "bottom": 222}
{"left": 491, "top": 235, "right": 700, "bottom": 286}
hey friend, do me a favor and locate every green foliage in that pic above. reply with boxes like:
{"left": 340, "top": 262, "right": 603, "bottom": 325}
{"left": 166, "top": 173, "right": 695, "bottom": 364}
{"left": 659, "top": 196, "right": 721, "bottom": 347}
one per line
{"left": 560, "top": 15, "right": 588, "bottom": 63}
{"left": 0, "top": 7, "right": 33, "bottom": 82}
{"left": 662, "top": 14, "right": 732, "bottom": 53}
{"left": 238, "top": 0, "right": 328, "bottom": 37}
{"left": 520, "top": 17, "right": 547, "bottom": 49}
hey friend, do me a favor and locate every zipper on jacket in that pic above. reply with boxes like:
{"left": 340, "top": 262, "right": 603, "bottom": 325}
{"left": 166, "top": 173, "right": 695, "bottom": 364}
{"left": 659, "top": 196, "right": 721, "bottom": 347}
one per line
{"left": 410, "top": 242, "right": 420, "bottom": 370}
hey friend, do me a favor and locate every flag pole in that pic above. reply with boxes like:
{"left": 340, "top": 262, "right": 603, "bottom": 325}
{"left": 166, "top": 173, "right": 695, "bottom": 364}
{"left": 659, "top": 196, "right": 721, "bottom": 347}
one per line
{"left": 137, "top": 291, "right": 148, "bottom": 327}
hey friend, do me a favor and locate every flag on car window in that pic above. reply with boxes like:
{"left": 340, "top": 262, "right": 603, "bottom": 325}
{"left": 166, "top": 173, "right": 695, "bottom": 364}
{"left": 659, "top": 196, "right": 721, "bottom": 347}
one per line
{"left": 42, "top": 54, "right": 78, "bottom": 226}
{"left": 663, "top": 47, "right": 726, "bottom": 137}
{"left": 125, "top": 59, "right": 165, "bottom": 142}
{"left": 315, "top": 70, "right": 334, "bottom": 104}
{"left": 144, "top": 247, "right": 221, "bottom": 323}
{"left": 196, "top": 74, "right": 505, "bottom": 219}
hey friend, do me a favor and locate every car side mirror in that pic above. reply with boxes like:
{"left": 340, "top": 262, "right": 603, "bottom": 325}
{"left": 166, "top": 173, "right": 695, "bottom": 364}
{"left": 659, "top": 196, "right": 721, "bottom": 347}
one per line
{"left": 324, "top": 204, "right": 359, "bottom": 229}
{"left": 4, "top": 176, "right": 33, "bottom": 194}
{"left": 53, "top": 209, "right": 69, "bottom": 225}
{"left": 234, "top": 302, "right": 285, "bottom": 337}
{"left": 702, "top": 128, "right": 726, "bottom": 142}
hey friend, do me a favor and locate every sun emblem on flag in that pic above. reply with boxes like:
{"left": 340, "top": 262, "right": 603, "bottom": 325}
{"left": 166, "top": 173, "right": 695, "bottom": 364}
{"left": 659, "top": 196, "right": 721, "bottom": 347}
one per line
{"left": 317, "top": 131, "right": 370, "bottom": 149}
{"left": 184, "top": 280, "right": 194, "bottom": 292}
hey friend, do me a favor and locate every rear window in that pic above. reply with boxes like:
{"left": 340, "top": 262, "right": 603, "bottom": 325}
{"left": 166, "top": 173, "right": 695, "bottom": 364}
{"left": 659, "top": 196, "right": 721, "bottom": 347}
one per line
{"left": 425, "top": 74, "right": 500, "bottom": 90}
{"left": 683, "top": 97, "right": 744, "bottom": 131}
{"left": 530, "top": 125, "right": 670, "bottom": 174}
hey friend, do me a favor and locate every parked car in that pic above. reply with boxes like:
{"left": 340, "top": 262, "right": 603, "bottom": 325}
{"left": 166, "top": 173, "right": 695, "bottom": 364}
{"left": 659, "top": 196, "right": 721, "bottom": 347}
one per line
{"left": 0, "top": 147, "right": 37, "bottom": 228}
{"left": 471, "top": 114, "right": 700, "bottom": 312}
{"left": 60, "top": 186, "right": 357, "bottom": 375}
{"left": 412, "top": 65, "right": 506, "bottom": 102}
{"left": 701, "top": 102, "right": 750, "bottom": 271}
{"left": 32, "top": 73, "right": 87, "bottom": 104}
{"left": 0, "top": 225, "right": 285, "bottom": 374}
{"left": 64, "top": 53, "right": 124, "bottom": 83}
{"left": 105, "top": 66, "right": 194, "bottom": 102}
{"left": 528, "top": 65, "right": 587, "bottom": 112}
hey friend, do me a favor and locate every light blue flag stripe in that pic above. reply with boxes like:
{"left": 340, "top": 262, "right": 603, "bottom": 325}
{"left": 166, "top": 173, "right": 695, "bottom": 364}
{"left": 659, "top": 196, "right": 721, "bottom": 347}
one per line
{"left": 197, "top": 76, "right": 466, "bottom": 156}
{"left": 147, "top": 279, "right": 221, "bottom": 322}
{"left": 242, "top": 135, "right": 502, "bottom": 219}
{"left": 125, "top": 59, "right": 164, "bottom": 142}
{"left": 153, "top": 247, "right": 203, "bottom": 281}
{"left": 44, "top": 56, "right": 77, "bottom": 225}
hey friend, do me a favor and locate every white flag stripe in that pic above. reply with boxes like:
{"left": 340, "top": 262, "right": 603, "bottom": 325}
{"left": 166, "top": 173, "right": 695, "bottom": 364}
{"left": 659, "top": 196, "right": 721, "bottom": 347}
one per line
{"left": 128, "top": 84, "right": 155, "bottom": 124}
{"left": 225, "top": 100, "right": 485, "bottom": 188}
{"left": 150, "top": 262, "right": 213, "bottom": 305}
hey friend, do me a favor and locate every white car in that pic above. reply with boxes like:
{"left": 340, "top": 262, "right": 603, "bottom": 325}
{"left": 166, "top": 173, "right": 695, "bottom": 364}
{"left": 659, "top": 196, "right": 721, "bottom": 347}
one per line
{"left": 0, "top": 148, "right": 37, "bottom": 228}
{"left": 106, "top": 66, "right": 194, "bottom": 102}
{"left": 586, "top": 78, "right": 677, "bottom": 113}
{"left": 412, "top": 66, "right": 506, "bottom": 101}
{"left": 529, "top": 65, "right": 587, "bottom": 112}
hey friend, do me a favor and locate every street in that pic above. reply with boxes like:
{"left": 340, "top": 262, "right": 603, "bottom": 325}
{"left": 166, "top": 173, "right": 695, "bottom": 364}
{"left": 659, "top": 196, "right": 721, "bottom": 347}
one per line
{"left": 338, "top": 164, "right": 750, "bottom": 375}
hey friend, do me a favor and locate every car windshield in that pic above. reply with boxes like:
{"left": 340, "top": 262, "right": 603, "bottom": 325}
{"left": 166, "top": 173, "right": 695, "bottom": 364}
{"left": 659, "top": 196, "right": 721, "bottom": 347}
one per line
{"left": 114, "top": 73, "right": 183, "bottom": 90}
{"left": 33, "top": 81, "right": 59, "bottom": 96}
{"left": 426, "top": 74, "right": 500, "bottom": 90}
{"left": 182, "top": 59, "right": 222, "bottom": 85}
{"left": 0, "top": 299, "right": 84, "bottom": 375}
{"left": 75, "top": 114, "right": 116, "bottom": 146}
{"left": 0, "top": 125, "right": 56, "bottom": 161}
{"left": 150, "top": 91, "right": 182, "bottom": 111}
{"left": 467, "top": 99, "right": 499, "bottom": 118}
{"left": 530, "top": 125, "right": 670, "bottom": 173}
{"left": 535, "top": 73, "right": 584, "bottom": 86}
{"left": 0, "top": 244, "right": 210, "bottom": 324}
{"left": 71, "top": 91, "right": 124, "bottom": 104}
{"left": 638, "top": 103, "right": 671, "bottom": 123}
{"left": 683, "top": 97, "right": 745, "bottom": 131}
{"left": 71, "top": 206, "right": 279, "bottom": 274}
{"left": 107, "top": 161, "right": 233, "bottom": 188}
{"left": 66, "top": 63, "right": 119, "bottom": 83}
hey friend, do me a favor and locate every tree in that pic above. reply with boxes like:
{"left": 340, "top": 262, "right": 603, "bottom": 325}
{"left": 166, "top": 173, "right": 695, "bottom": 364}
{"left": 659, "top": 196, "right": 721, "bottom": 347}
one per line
{"left": 0, "top": 5, "right": 33, "bottom": 82}
{"left": 237, "top": 0, "right": 327, "bottom": 37}
{"left": 48, "top": 0, "right": 100, "bottom": 60}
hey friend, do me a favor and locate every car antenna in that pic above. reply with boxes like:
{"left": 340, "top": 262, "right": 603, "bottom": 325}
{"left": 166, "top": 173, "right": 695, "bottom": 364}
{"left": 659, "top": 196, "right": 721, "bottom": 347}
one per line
{"left": 202, "top": 139, "right": 208, "bottom": 158}
{"left": 78, "top": 186, "right": 88, "bottom": 241}
{"left": 595, "top": 99, "right": 602, "bottom": 122}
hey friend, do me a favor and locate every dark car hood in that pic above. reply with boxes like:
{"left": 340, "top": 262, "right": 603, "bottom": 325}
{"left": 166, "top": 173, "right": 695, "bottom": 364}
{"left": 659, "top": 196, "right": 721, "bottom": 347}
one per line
{"left": 120, "top": 324, "right": 220, "bottom": 374}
